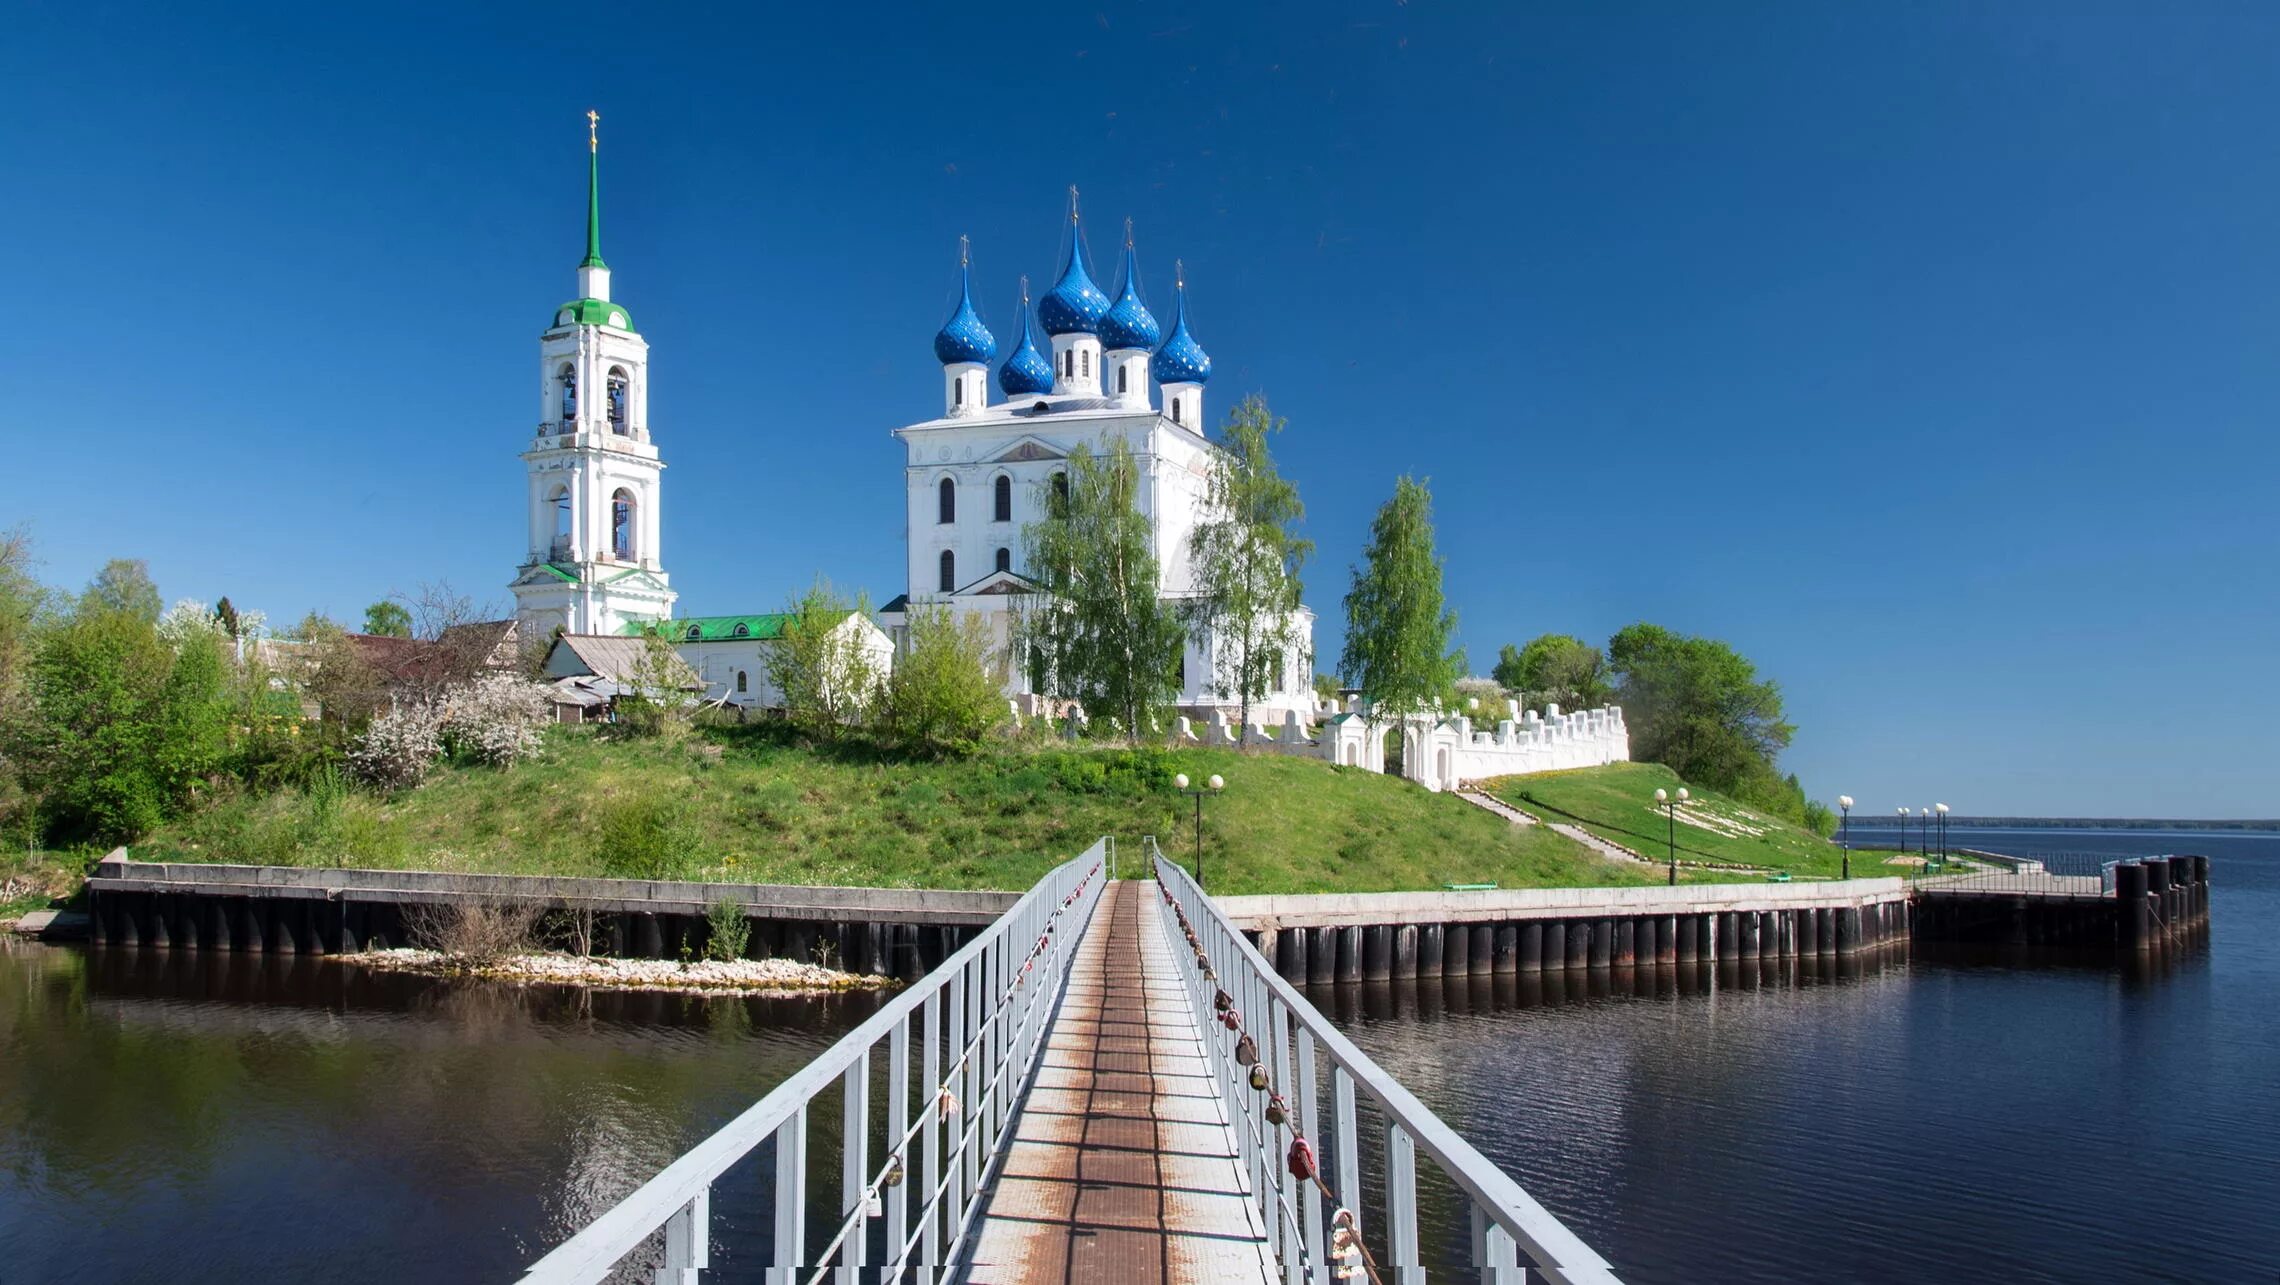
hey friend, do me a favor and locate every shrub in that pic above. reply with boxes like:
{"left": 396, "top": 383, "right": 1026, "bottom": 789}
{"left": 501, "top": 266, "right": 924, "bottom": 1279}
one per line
{"left": 347, "top": 702, "right": 443, "bottom": 790}
{"left": 704, "top": 897, "right": 751, "bottom": 961}
{"left": 439, "top": 673, "right": 550, "bottom": 768}
{"left": 880, "top": 605, "right": 1001, "bottom": 757}
{"left": 403, "top": 896, "right": 542, "bottom": 969}
{"left": 594, "top": 796, "right": 699, "bottom": 880}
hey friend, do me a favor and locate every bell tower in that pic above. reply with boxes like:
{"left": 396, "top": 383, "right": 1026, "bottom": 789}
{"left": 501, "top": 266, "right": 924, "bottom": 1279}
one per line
{"left": 510, "top": 112, "right": 676, "bottom": 639}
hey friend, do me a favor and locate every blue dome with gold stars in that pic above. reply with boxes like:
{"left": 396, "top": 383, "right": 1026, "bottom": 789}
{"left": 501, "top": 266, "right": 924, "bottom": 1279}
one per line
{"left": 1150, "top": 278, "right": 1211, "bottom": 385}
{"left": 1100, "top": 241, "right": 1160, "bottom": 352}
{"left": 1037, "top": 225, "right": 1110, "bottom": 337}
{"left": 933, "top": 262, "right": 996, "bottom": 366}
{"left": 998, "top": 287, "right": 1053, "bottom": 396}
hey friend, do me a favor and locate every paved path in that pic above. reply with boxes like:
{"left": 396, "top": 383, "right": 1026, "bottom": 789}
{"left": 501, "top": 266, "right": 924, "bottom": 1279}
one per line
{"left": 958, "top": 881, "right": 1274, "bottom": 1285}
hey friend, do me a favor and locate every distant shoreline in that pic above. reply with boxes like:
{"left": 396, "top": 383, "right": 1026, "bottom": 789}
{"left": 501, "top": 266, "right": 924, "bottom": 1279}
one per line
{"left": 1846, "top": 818, "right": 2279, "bottom": 832}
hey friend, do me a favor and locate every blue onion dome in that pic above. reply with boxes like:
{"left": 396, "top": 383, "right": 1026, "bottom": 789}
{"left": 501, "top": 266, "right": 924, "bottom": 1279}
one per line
{"left": 1037, "top": 208, "right": 1111, "bottom": 336}
{"left": 933, "top": 256, "right": 996, "bottom": 366}
{"left": 998, "top": 279, "right": 1054, "bottom": 396}
{"left": 1150, "top": 268, "right": 1212, "bottom": 385}
{"left": 1099, "top": 230, "right": 1160, "bottom": 352}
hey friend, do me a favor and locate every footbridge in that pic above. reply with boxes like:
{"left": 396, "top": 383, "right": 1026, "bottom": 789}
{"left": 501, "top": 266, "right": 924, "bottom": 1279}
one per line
{"left": 519, "top": 838, "right": 1620, "bottom": 1284}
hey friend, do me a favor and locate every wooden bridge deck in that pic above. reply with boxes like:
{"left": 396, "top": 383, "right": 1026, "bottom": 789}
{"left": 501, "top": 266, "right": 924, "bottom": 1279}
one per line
{"left": 958, "top": 880, "right": 1275, "bottom": 1284}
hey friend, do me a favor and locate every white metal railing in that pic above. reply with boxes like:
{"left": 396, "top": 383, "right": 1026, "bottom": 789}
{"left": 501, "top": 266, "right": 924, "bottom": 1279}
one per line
{"left": 518, "top": 841, "right": 1106, "bottom": 1284}
{"left": 1151, "top": 839, "right": 1621, "bottom": 1285}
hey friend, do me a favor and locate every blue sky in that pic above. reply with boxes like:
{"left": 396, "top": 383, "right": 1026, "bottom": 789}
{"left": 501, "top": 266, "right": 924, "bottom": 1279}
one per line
{"left": 6, "top": 2, "right": 2275, "bottom": 818}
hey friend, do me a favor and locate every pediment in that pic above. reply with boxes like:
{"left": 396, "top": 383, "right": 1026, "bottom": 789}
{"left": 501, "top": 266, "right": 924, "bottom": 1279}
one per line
{"left": 990, "top": 437, "right": 1066, "bottom": 464}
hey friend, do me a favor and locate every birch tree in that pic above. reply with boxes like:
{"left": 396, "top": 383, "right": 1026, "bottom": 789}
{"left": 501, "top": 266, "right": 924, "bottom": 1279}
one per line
{"left": 1339, "top": 475, "right": 1461, "bottom": 716}
{"left": 1015, "top": 437, "right": 1183, "bottom": 739}
{"left": 1186, "top": 395, "right": 1311, "bottom": 743}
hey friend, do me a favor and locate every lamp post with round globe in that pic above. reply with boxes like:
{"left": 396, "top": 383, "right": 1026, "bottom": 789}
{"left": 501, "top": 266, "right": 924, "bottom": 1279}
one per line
{"left": 1936, "top": 802, "right": 1950, "bottom": 865}
{"left": 1920, "top": 807, "right": 1933, "bottom": 866}
{"left": 1654, "top": 786, "right": 1689, "bottom": 885}
{"left": 1837, "top": 796, "right": 1854, "bottom": 879}
{"left": 1173, "top": 772, "right": 1224, "bottom": 891}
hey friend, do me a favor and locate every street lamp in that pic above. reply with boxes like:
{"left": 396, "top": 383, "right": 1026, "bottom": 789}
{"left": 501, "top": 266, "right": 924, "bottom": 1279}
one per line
{"left": 1837, "top": 795, "right": 1854, "bottom": 879}
{"left": 1935, "top": 803, "right": 1949, "bottom": 864}
{"left": 1898, "top": 808, "right": 1911, "bottom": 868}
{"left": 1173, "top": 772, "right": 1224, "bottom": 891}
{"left": 1654, "top": 786, "right": 1689, "bottom": 885}
{"left": 1920, "top": 807, "right": 1932, "bottom": 866}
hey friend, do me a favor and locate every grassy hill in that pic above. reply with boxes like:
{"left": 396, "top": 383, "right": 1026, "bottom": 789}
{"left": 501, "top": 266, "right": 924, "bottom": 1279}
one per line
{"left": 121, "top": 726, "right": 1665, "bottom": 897}
{"left": 1485, "top": 762, "right": 1908, "bottom": 879}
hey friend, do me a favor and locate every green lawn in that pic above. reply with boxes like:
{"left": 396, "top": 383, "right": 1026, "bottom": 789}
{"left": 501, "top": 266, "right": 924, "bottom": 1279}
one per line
{"left": 126, "top": 725, "right": 1662, "bottom": 896}
{"left": 1486, "top": 762, "right": 1914, "bottom": 880}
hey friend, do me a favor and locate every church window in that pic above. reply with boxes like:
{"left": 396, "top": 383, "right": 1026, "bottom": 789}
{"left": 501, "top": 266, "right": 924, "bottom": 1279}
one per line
{"left": 939, "top": 550, "right": 956, "bottom": 593}
{"left": 995, "top": 546, "right": 1010, "bottom": 573}
{"left": 1273, "top": 652, "right": 1286, "bottom": 692}
{"left": 993, "top": 475, "right": 1011, "bottom": 522}
{"left": 1116, "top": 365, "right": 1128, "bottom": 394}
{"left": 1060, "top": 350, "right": 1071, "bottom": 378}
{"left": 1171, "top": 399, "right": 1183, "bottom": 426}
{"left": 559, "top": 365, "right": 578, "bottom": 425}
{"left": 612, "top": 489, "right": 636, "bottom": 560}
{"left": 732, "top": 623, "right": 750, "bottom": 638}
{"left": 1051, "top": 472, "right": 1068, "bottom": 505}
{"left": 938, "top": 477, "right": 955, "bottom": 524}
{"left": 549, "top": 485, "right": 572, "bottom": 560}
{"left": 687, "top": 625, "right": 702, "bottom": 640}
{"left": 735, "top": 670, "right": 748, "bottom": 693}
{"left": 607, "top": 367, "right": 630, "bottom": 434}
{"left": 1080, "top": 349, "right": 1091, "bottom": 379}
{"left": 953, "top": 378, "right": 963, "bottom": 408}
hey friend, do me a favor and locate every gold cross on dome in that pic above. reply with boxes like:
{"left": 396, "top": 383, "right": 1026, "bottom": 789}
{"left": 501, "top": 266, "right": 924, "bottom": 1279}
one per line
{"left": 587, "top": 109, "right": 600, "bottom": 151}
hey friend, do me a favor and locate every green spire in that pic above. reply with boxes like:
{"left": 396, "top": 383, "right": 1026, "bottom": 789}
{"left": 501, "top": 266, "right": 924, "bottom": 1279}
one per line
{"left": 581, "top": 109, "right": 606, "bottom": 270}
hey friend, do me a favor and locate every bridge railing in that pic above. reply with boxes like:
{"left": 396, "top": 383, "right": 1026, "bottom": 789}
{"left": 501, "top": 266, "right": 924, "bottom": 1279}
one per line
{"left": 1150, "top": 840, "right": 1621, "bottom": 1285}
{"left": 519, "top": 841, "right": 1107, "bottom": 1285}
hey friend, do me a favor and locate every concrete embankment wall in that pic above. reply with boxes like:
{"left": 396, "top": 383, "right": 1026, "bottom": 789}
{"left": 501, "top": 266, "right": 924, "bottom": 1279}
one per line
{"left": 82, "top": 854, "right": 1016, "bottom": 980}
{"left": 1218, "top": 879, "right": 1913, "bottom": 983}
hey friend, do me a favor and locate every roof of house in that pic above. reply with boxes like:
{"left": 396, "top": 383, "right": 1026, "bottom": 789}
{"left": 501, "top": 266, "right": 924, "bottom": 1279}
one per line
{"left": 548, "top": 633, "right": 701, "bottom": 687}
{"left": 438, "top": 619, "right": 519, "bottom": 663}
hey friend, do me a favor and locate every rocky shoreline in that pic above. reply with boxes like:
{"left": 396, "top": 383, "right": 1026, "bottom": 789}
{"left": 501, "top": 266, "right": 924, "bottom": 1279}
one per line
{"left": 332, "top": 947, "right": 897, "bottom": 996}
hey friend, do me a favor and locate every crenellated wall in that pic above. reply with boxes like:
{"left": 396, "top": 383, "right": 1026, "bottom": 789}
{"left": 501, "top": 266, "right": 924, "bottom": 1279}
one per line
{"left": 1170, "top": 697, "right": 1630, "bottom": 792}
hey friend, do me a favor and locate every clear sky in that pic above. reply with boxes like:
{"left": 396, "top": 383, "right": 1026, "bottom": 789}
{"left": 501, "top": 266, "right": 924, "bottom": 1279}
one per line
{"left": 6, "top": 2, "right": 2275, "bottom": 818}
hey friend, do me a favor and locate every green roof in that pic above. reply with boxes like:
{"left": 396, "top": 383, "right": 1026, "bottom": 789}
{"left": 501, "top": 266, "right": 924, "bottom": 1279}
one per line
{"left": 626, "top": 613, "right": 795, "bottom": 643}
{"left": 549, "top": 298, "right": 636, "bottom": 332}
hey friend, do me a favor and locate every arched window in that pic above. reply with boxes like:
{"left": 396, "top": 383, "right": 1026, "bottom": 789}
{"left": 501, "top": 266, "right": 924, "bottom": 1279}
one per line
{"left": 939, "top": 549, "right": 956, "bottom": 593}
{"left": 1170, "top": 399, "right": 1183, "bottom": 426}
{"left": 953, "top": 378, "right": 964, "bottom": 408}
{"left": 1051, "top": 472, "right": 1068, "bottom": 506}
{"left": 606, "top": 367, "right": 630, "bottom": 434}
{"left": 938, "top": 477, "right": 955, "bottom": 525}
{"left": 1116, "top": 365, "right": 1128, "bottom": 394}
{"left": 735, "top": 670, "right": 748, "bottom": 693}
{"left": 995, "top": 546, "right": 1010, "bottom": 573}
{"left": 993, "top": 475, "right": 1012, "bottom": 522}
{"left": 686, "top": 624, "right": 702, "bottom": 641}
{"left": 612, "top": 489, "right": 636, "bottom": 561}
{"left": 559, "top": 365, "right": 578, "bottom": 425}
{"left": 1080, "top": 349, "right": 1091, "bottom": 379}
{"left": 549, "top": 485, "right": 571, "bottom": 559}
{"left": 732, "top": 623, "right": 750, "bottom": 638}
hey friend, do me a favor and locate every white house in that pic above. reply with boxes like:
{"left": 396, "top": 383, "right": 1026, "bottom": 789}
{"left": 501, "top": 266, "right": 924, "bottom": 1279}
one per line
{"left": 879, "top": 206, "right": 1315, "bottom": 722}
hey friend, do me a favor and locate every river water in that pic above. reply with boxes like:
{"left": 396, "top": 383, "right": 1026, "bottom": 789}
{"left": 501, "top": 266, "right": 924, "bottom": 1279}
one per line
{"left": 0, "top": 827, "right": 2271, "bottom": 1282}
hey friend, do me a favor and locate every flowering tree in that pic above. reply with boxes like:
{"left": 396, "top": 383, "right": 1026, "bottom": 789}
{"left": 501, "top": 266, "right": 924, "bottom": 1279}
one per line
{"left": 347, "top": 703, "right": 444, "bottom": 791}
{"left": 439, "top": 673, "right": 551, "bottom": 768}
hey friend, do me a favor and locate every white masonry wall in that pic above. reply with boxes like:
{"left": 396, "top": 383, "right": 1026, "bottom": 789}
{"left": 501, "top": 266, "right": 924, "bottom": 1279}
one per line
{"left": 1166, "top": 698, "right": 1630, "bottom": 794}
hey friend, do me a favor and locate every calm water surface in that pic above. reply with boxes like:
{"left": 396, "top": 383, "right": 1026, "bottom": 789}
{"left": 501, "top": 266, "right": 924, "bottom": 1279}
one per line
{"left": 1327, "top": 827, "right": 2280, "bottom": 1283}
{"left": 1, "top": 828, "right": 2273, "bottom": 1282}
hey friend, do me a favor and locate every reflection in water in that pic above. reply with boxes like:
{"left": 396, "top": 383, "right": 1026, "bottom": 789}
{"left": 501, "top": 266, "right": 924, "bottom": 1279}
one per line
{"left": 1326, "top": 832, "right": 2275, "bottom": 1284}
{"left": 0, "top": 942, "right": 883, "bottom": 1284}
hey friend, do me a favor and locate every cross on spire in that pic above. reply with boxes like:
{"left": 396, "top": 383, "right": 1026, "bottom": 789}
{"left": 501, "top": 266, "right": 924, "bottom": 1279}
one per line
{"left": 587, "top": 109, "right": 599, "bottom": 152}
{"left": 581, "top": 110, "right": 605, "bottom": 270}
{"left": 960, "top": 234, "right": 970, "bottom": 268}
{"left": 1068, "top": 184, "right": 1081, "bottom": 225}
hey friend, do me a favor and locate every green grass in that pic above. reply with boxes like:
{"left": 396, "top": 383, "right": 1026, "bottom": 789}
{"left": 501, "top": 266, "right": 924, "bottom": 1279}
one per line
{"left": 0, "top": 845, "right": 98, "bottom": 920}
{"left": 1486, "top": 762, "right": 1911, "bottom": 880}
{"left": 129, "top": 725, "right": 1664, "bottom": 896}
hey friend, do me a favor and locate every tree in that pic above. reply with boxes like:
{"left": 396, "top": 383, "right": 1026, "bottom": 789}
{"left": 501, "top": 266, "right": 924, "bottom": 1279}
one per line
{"left": 767, "top": 579, "right": 880, "bottom": 742}
{"left": 882, "top": 605, "right": 1004, "bottom": 756}
{"left": 1016, "top": 438, "right": 1185, "bottom": 740}
{"left": 1339, "top": 476, "right": 1460, "bottom": 716}
{"left": 0, "top": 527, "right": 45, "bottom": 716}
{"left": 14, "top": 605, "right": 173, "bottom": 843}
{"left": 1607, "top": 622, "right": 1797, "bottom": 814}
{"left": 1493, "top": 634, "right": 1612, "bottom": 712}
{"left": 83, "top": 558, "right": 161, "bottom": 623}
{"left": 292, "top": 611, "right": 386, "bottom": 738}
{"left": 363, "top": 600, "right": 413, "bottom": 638}
{"left": 215, "top": 597, "right": 242, "bottom": 640}
{"left": 1185, "top": 395, "right": 1312, "bottom": 745}
{"left": 616, "top": 624, "right": 699, "bottom": 739}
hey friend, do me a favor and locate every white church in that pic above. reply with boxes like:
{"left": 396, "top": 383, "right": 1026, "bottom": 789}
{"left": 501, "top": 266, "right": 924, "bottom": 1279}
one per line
{"left": 507, "top": 122, "right": 1314, "bottom": 720}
